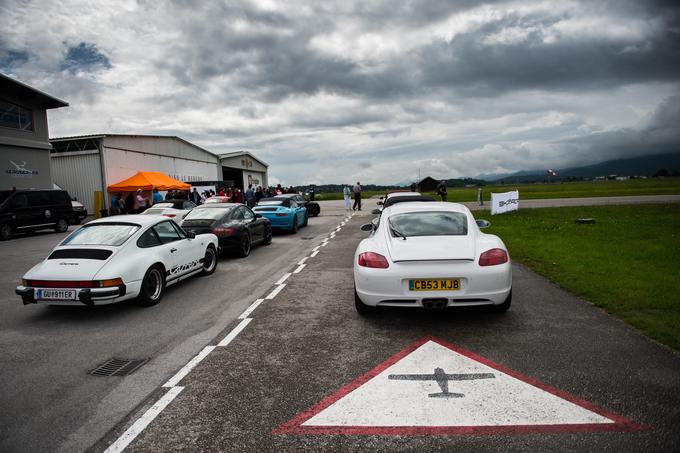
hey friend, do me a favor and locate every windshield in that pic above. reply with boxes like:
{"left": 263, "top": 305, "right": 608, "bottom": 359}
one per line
{"left": 257, "top": 200, "right": 284, "bottom": 206}
{"left": 388, "top": 211, "right": 468, "bottom": 237}
{"left": 151, "top": 203, "right": 174, "bottom": 209}
{"left": 62, "top": 223, "right": 140, "bottom": 246}
{"left": 183, "top": 207, "right": 231, "bottom": 220}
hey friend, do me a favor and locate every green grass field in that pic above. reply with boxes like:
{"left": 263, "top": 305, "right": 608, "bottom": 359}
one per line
{"left": 483, "top": 204, "right": 680, "bottom": 351}
{"left": 315, "top": 178, "right": 680, "bottom": 201}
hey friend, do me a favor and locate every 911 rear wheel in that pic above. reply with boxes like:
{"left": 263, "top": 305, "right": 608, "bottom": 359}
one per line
{"left": 200, "top": 245, "right": 217, "bottom": 276}
{"left": 138, "top": 265, "right": 165, "bottom": 306}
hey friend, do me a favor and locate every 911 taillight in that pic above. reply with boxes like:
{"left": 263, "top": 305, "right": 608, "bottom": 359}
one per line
{"left": 479, "top": 248, "right": 508, "bottom": 266}
{"left": 213, "top": 227, "right": 236, "bottom": 237}
{"left": 358, "top": 252, "right": 390, "bottom": 268}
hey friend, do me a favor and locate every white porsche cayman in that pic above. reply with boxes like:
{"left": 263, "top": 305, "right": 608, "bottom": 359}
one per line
{"left": 16, "top": 215, "right": 219, "bottom": 307}
{"left": 354, "top": 202, "right": 512, "bottom": 314}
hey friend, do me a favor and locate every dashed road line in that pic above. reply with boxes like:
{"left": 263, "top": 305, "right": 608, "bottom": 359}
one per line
{"left": 265, "top": 283, "right": 286, "bottom": 300}
{"left": 312, "top": 246, "right": 320, "bottom": 252}
{"left": 163, "top": 346, "right": 216, "bottom": 388}
{"left": 104, "top": 386, "right": 184, "bottom": 453}
{"left": 275, "top": 273, "right": 291, "bottom": 285}
{"left": 238, "top": 299, "right": 265, "bottom": 320}
{"left": 298, "top": 257, "right": 308, "bottom": 265}
{"left": 217, "top": 318, "right": 253, "bottom": 347}
{"left": 293, "top": 264, "right": 306, "bottom": 274}
{"left": 310, "top": 250, "right": 319, "bottom": 258}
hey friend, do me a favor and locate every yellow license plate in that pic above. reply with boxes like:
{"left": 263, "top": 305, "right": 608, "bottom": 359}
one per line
{"left": 409, "top": 279, "right": 460, "bottom": 291}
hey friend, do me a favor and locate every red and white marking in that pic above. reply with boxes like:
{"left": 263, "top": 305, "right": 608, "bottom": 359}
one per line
{"left": 275, "top": 337, "right": 648, "bottom": 435}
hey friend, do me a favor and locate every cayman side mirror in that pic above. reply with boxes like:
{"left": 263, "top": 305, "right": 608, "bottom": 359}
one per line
{"left": 360, "top": 224, "right": 373, "bottom": 232}
{"left": 476, "top": 219, "right": 491, "bottom": 228}
{"left": 371, "top": 209, "right": 381, "bottom": 215}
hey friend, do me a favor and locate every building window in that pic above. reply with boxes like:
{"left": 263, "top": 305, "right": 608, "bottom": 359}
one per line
{"left": 0, "top": 100, "right": 33, "bottom": 131}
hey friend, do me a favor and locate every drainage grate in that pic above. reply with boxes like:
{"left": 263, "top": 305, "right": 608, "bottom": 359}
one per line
{"left": 89, "top": 357, "right": 150, "bottom": 377}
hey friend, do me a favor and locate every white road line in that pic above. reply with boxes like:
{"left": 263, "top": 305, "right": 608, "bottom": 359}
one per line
{"left": 293, "top": 264, "right": 306, "bottom": 274}
{"left": 163, "top": 346, "right": 216, "bottom": 388}
{"left": 265, "top": 283, "right": 286, "bottom": 300}
{"left": 217, "top": 318, "right": 252, "bottom": 347}
{"left": 298, "top": 257, "right": 308, "bottom": 265}
{"left": 310, "top": 250, "right": 319, "bottom": 258}
{"left": 312, "top": 246, "right": 320, "bottom": 252}
{"left": 238, "top": 299, "right": 265, "bottom": 319}
{"left": 275, "top": 273, "right": 291, "bottom": 285}
{"left": 104, "top": 386, "right": 184, "bottom": 453}
{"left": 320, "top": 242, "right": 327, "bottom": 247}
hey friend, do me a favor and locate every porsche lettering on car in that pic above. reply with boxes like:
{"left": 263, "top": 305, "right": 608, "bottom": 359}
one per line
{"left": 353, "top": 202, "right": 512, "bottom": 314}
{"left": 15, "top": 215, "right": 219, "bottom": 307}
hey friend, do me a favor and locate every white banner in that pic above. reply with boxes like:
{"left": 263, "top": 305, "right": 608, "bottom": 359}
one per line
{"left": 491, "top": 190, "right": 519, "bottom": 215}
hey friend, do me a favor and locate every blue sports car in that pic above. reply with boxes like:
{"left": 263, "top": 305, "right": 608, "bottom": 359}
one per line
{"left": 253, "top": 196, "right": 308, "bottom": 233}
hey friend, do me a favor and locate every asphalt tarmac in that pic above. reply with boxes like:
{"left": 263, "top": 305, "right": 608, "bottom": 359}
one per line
{"left": 93, "top": 201, "right": 680, "bottom": 453}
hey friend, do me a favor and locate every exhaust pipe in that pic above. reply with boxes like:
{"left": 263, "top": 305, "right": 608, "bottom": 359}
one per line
{"left": 423, "top": 299, "right": 447, "bottom": 310}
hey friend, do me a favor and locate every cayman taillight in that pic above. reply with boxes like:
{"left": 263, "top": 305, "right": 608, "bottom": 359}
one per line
{"left": 358, "top": 252, "right": 390, "bottom": 268}
{"left": 275, "top": 213, "right": 288, "bottom": 217}
{"left": 479, "top": 248, "right": 508, "bottom": 266}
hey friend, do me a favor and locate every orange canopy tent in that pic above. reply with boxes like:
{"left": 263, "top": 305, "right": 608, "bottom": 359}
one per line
{"left": 107, "top": 171, "right": 191, "bottom": 192}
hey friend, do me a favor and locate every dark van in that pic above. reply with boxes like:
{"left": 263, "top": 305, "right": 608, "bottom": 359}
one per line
{"left": 0, "top": 189, "right": 74, "bottom": 240}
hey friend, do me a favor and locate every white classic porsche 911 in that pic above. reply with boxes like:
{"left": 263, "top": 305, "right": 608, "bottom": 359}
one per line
{"left": 15, "top": 215, "right": 219, "bottom": 307}
{"left": 354, "top": 202, "right": 512, "bottom": 314}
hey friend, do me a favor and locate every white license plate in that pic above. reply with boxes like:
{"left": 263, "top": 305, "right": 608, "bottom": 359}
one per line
{"left": 36, "top": 289, "right": 77, "bottom": 301}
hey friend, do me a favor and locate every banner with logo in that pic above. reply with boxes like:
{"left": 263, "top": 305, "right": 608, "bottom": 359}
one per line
{"left": 491, "top": 190, "right": 519, "bottom": 215}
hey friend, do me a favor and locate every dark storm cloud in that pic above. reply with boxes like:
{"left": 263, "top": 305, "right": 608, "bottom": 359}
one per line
{"left": 556, "top": 92, "right": 680, "bottom": 162}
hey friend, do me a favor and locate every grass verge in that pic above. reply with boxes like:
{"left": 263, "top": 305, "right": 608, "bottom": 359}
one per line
{"left": 483, "top": 204, "right": 680, "bottom": 351}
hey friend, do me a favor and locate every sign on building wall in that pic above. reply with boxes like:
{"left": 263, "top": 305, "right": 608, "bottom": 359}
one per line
{"left": 491, "top": 190, "right": 519, "bottom": 215}
{"left": 5, "top": 159, "right": 39, "bottom": 178}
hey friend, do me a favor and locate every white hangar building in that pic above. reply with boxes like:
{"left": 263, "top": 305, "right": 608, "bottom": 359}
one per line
{"left": 50, "top": 134, "right": 269, "bottom": 214}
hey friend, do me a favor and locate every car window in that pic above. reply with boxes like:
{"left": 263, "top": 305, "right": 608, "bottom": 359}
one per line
{"left": 153, "top": 221, "right": 182, "bottom": 244}
{"left": 49, "top": 191, "right": 71, "bottom": 204}
{"left": 11, "top": 194, "right": 28, "bottom": 208}
{"left": 243, "top": 207, "right": 254, "bottom": 220}
{"left": 137, "top": 228, "right": 162, "bottom": 248}
{"left": 290, "top": 200, "right": 297, "bottom": 208}
{"left": 183, "top": 201, "right": 196, "bottom": 209}
{"left": 232, "top": 208, "right": 244, "bottom": 220}
{"left": 62, "top": 223, "right": 140, "bottom": 246}
{"left": 184, "top": 207, "right": 230, "bottom": 220}
{"left": 387, "top": 211, "right": 468, "bottom": 237}
{"left": 27, "top": 191, "right": 51, "bottom": 205}
{"left": 169, "top": 220, "right": 187, "bottom": 238}
{"left": 257, "top": 200, "right": 284, "bottom": 206}
{"left": 153, "top": 203, "right": 175, "bottom": 209}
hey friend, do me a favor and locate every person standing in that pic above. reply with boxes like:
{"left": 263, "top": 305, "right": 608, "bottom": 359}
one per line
{"left": 152, "top": 188, "right": 163, "bottom": 205}
{"left": 234, "top": 189, "right": 243, "bottom": 204}
{"left": 165, "top": 190, "right": 174, "bottom": 200}
{"left": 352, "top": 181, "right": 362, "bottom": 211}
{"left": 343, "top": 184, "right": 352, "bottom": 212}
{"left": 110, "top": 193, "right": 121, "bottom": 216}
{"left": 190, "top": 187, "right": 201, "bottom": 205}
{"left": 245, "top": 184, "right": 255, "bottom": 207}
{"left": 134, "top": 189, "right": 148, "bottom": 213}
{"left": 437, "top": 180, "right": 448, "bottom": 202}
{"left": 125, "top": 192, "right": 135, "bottom": 214}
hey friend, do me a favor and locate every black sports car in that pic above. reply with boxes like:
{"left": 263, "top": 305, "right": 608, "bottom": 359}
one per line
{"left": 274, "top": 194, "right": 320, "bottom": 217}
{"left": 180, "top": 203, "right": 272, "bottom": 257}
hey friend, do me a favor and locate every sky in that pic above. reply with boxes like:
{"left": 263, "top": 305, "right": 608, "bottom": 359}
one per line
{"left": 1, "top": 0, "right": 679, "bottom": 186}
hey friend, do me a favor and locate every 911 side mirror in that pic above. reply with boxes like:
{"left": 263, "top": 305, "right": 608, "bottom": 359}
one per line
{"left": 186, "top": 231, "right": 196, "bottom": 239}
{"left": 371, "top": 209, "right": 381, "bottom": 215}
{"left": 360, "top": 224, "right": 373, "bottom": 232}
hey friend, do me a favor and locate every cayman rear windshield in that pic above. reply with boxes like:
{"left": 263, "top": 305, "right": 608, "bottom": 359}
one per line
{"left": 257, "top": 200, "right": 284, "bottom": 206}
{"left": 388, "top": 212, "right": 468, "bottom": 237}
{"left": 61, "top": 223, "right": 141, "bottom": 246}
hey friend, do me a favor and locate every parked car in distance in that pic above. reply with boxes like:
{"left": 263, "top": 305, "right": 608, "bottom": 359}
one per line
{"left": 15, "top": 215, "right": 219, "bottom": 306}
{"left": 142, "top": 199, "right": 196, "bottom": 224}
{"left": 0, "top": 189, "right": 75, "bottom": 240}
{"left": 354, "top": 201, "right": 512, "bottom": 314}
{"left": 252, "top": 197, "right": 308, "bottom": 233}
{"left": 181, "top": 203, "right": 272, "bottom": 257}
{"left": 53, "top": 183, "right": 87, "bottom": 224}
{"left": 276, "top": 193, "right": 320, "bottom": 217}
{"left": 204, "top": 196, "right": 231, "bottom": 204}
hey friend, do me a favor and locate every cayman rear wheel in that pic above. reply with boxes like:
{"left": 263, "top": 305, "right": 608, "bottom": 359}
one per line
{"left": 138, "top": 265, "right": 165, "bottom": 306}
{"left": 291, "top": 215, "right": 298, "bottom": 234}
{"left": 200, "top": 245, "right": 217, "bottom": 275}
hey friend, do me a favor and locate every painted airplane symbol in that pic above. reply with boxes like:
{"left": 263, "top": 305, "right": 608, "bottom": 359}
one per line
{"left": 388, "top": 367, "right": 495, "bottom": 398}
